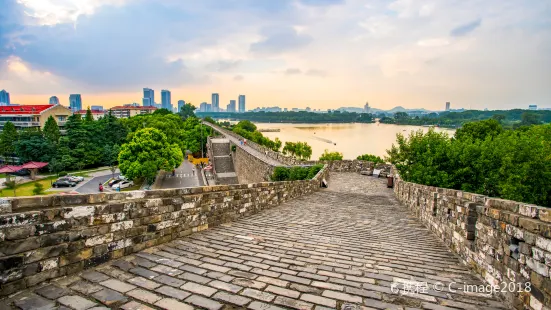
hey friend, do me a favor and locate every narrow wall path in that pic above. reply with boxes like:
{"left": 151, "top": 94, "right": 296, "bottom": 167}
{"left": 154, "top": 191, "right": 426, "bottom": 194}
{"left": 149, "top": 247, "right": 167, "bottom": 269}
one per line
{"left": 2, "top": 173, "right": 506, "bottom": 310}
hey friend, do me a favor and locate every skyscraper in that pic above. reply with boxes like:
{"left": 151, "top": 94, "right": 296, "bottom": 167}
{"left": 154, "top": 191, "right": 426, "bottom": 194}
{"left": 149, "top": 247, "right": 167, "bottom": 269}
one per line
{"left": 200, "top": 102, "right": 207, "bottom": 112}
{"left": 177, "top": 100, "right": 185, "bottom": 113}
{"left": 143, "top": 88, "right": 155, "bottom": 107}
{"left": 49, "top": 96, "right": 60, "bottom": 105}
{"left": 69, "top": 94, "right": 82, "bottom": 112}
{"left": 161, "top": 90, "right": 172, "bottom": 111}
{"left": 238, "top": 95, "right": 246, "bottom": 113}
{"left": 363, "top": 102, "right": 370, "bottom": 113}
{"left": 212, "top": 93, "right": 220, "bottom": 112}
{"left": 228, "top": 100, "right": 236, "bottom": 113}
{"left": 0, "top": 90, "right": 10, "bottom": 105}
{"left": 445, "top": 102, "right": 450, "bottom": 111}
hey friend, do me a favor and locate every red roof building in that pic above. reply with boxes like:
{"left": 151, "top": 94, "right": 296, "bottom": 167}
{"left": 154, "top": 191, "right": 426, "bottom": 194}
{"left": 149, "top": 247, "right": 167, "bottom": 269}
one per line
{"left": 0, "top": 104, "right": 73, "bottom": 130}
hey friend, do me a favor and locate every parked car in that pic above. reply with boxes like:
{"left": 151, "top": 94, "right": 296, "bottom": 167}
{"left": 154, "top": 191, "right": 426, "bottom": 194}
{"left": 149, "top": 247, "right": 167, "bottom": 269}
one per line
{"left": 112, "top": 180, "right": 134, "bottom": 190}
{"left": 52, "top": 180, "right": 76, "bottom": 188}
{"left": 67, "top": 174, "right": 84, "bottom": 182}
{"left": 109, "top": 179, "right": 122, "bottom": 187}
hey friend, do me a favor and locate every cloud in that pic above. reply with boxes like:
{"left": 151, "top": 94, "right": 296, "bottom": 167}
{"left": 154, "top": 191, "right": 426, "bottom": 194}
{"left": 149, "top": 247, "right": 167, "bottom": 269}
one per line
{"left": 233, "top": 75, "right": 244, "bottom": 81}
{"left": 250, "top": 26, "right": 313, "bottom": 54}
{"left": 205, "top": 60, "right": 243, "bottom": 72}
{"left": 285, "top": 68, "right": 302, "bottom": 75}
{"left": 450, "top": 19, "right": 482, "bottom": 37}
{"left": 305, "top": 69, "right": 326, "bottom": 77}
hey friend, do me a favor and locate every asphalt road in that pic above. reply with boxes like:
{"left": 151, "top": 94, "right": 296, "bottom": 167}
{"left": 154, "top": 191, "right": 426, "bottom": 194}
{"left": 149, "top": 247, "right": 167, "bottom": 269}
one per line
{"left": 76, "top": 173, "right": 119, "bottom": 194}
{"left": 161, "top": 160, "right": 200, "bottom": 189}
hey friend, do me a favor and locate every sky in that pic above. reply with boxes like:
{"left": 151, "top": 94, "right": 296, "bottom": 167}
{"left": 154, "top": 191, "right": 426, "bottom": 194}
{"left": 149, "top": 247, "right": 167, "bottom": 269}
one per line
{"left": 0, "top": 0, "right": 550, "bottom": 111}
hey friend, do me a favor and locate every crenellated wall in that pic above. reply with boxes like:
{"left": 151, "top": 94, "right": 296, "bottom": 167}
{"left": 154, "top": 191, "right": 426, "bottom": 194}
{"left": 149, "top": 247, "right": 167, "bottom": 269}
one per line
{"left": 393, "top": 173, "right": 551, "bottom": 310}
{"left": 0, "top": 166, "right": 329, "bottom": 296}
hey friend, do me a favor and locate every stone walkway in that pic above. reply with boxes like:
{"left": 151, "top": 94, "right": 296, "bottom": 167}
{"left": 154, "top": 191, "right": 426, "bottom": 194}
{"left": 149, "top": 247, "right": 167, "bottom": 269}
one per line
{"left": 2, "top": 173, "right": 507, "bottom": 310}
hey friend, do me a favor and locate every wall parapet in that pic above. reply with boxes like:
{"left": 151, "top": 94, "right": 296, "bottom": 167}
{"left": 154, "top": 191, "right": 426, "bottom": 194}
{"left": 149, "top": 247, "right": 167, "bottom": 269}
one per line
{"left": 393, "top": 173, "right": 551, "bottom": 309}
{"left": 0, "top": 165, "right": 328, "bottom": 296}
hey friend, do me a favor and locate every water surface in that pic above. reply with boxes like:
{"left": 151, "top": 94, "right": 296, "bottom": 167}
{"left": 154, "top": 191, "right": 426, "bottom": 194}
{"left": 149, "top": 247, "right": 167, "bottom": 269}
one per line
{"left": 254, "top": 122, "right": 455, "bottom": 159}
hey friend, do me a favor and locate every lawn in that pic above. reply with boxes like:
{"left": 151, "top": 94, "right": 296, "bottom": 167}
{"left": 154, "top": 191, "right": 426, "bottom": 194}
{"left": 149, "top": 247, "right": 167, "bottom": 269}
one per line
{"left": 0, "top": 176, "right": 57, "bottom": 197}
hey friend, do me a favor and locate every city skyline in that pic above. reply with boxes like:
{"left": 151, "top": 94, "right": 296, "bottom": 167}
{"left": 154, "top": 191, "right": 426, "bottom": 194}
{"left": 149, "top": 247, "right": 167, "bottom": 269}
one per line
{"left": 1, "top": 1, "right": 550, "bottom": 110}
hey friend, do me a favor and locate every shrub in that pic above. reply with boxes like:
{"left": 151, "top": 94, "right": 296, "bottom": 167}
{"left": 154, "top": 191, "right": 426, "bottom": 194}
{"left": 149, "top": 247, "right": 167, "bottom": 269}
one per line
{"left": 272, "top": 167, "right": 290, "bottom": 181}
{"left": 357, "top": 154, "right": 384, "bottom": 164}
{"left": 33, "top": 183, "right": 45, "bottom": 195}
{"left": 319, "top": 150, "right": 343, "bottom": 161}
{"left": 307, "top": 164, "right": 324, "bottom": 179}
{"left": 58, "top": 171, "right": 68, "bottom": 177}
{"left": 271, "top": 164, "right": 323, "bottom": 181}
{"left": 4, "top": 180, "right": 16, "bottom": 189}
{"left": 231, "top": 145, "right": 237, "bottom": 152}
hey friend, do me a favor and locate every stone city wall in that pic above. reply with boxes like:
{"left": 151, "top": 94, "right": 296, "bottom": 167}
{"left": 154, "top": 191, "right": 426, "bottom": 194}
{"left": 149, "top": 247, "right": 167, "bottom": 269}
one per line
{"left": 0, "top": 166, "right": 328, "bottom": 296}
{"left": 394, "top": 173, "right": 551, "bottom": 310}
{"left": 231, "top": 141, "right": 275, "bottom": 184}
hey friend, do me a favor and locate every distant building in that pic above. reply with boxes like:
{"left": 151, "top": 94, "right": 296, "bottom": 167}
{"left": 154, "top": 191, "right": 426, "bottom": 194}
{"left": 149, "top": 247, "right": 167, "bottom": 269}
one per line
{"left": 206, "top": 103, "right": 212, "bottom": 112}
{"left": 529, "top": 105, "right": 538, "bottom": 110}
{"left": 143, "top": 88, "right": 155, "bottom": 107}
{"left": 284, "top": 108, "right": 288, "bottom": 112}
{"left": 238, "top": 95, "right": 246, "bottom": 113}
{"left": 109, "top": 106, "right": 157, "bottom": 118}
{"left": 227, "top": 100, "right": 237, "bottom": 113}
{"left": 49, "top": 96, "right": 60, "bottom": 105}
{"left": 306, "top": 107, "right": 311, "bottom": 112}
{"left": 363, "top": 102, "right": 371, "bottom": 113}
{"left": 177, "top": 100, "right": 185, "bottom": 112}
{"left": 0, "top": 90, "right": 10, "bottom": 105}
{"left": 75, "top": 109, "right": 105, "bottom": 120}
{"left": 123, "top": 103, "right": 140, "bottom": 107}
{"left": 199, "top": 102, "right": 208, "bottom": 112}
{"left": 212, "top": 93, "right": 220, "bottom": 112}
{"left": 69, "top": 94, "right": 82, "bottom": 112}
{"left": 0, "top": 104, "right": 72, "bottom": 130}
{"left": 445, "top": 102, "right": 451, "bottom": 111}
{"left": 161, "top": 90, "right": 172, "bottom": 111}
{"left": 91, "top": 105, "right": 104, "bottom": 111}
{"left": 252, "top": 106, "right": 282, "bottom": 112}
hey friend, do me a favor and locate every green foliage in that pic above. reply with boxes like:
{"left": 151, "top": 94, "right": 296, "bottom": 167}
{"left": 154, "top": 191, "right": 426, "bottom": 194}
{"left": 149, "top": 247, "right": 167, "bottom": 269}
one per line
{"left": 357, "top": 154, "right": 385, "bottom": 164}
{"left": 15, "top": 128, "right": 56, "bottom": 163}
{"left": 231, "top": 145, "right": 236, "bottom": 152}
{"left": 4, "top": 180, "right": 16, "bottom": 189}
{"left": 234, "top": 120, "right": 257, "bottom": 132}
{"left": 178, "top": 103, "right": 196, "bottom": 120}
{"left": 0, "top": 121, "right": 18, "bottom": 159}
{"left": 58, "top": 171, "right": 67, "bottom": 177}
{"left": 319, "top": 150, "right": 343, "bottom": 161}
{"left": 153, "top": 108, "right": 173, "bottom": 116}
{"left": 85, "top": 107, "right": 94, "bottom": 122}
{"left": 118, "top": 128, "right": 184, "bottom": 183}
{"left": 32, "top": 183, "right": 45, "bottom": 195}
{"left": 282, "top": 142, "right": 312, "bottom": 160}
{"left": 196, "top": 111, "right": 374, "bottom": 123}
{"left": 204, "top": 117, "right": 216, "bottom": 124}
{"left": 387, "top": 123, "right": 551, "bottom": 207}
{"left": 43, "top": 116, "right": 60, "bottom": 143}
{"left": 521, "top": 112, "right": 542, "bottom": 126}
{"left": 271, "top": 164, "right": 323, "bottom": 181}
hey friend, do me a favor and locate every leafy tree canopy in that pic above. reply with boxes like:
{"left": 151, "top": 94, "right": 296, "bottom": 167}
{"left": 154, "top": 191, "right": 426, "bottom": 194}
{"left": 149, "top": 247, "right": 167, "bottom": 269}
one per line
{"left": 319, "top": 150, "right": 343, "bottom": 161}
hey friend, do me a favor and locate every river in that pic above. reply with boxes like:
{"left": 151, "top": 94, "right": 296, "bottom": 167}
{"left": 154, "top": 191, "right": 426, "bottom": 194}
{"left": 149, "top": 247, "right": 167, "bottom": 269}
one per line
{"left": 253, "top": 122, "right": 455, "bottom": 159}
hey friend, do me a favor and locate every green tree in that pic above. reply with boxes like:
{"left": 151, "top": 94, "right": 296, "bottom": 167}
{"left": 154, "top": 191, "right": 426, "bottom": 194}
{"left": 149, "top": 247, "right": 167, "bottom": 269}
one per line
{"left": 319, "top": 150, "right": 343, "bottom": 161}
{"left": 357, "top": 154, "right": 384, "bottom": 164}
{"left": 492, "top": 114, "right": 506, "bottom": 123}
{"left": 85, "top": 107, "right": 94, "bottom": 122}
{"left": 454, "top": 119, "right": 503, "bottom": 141}
{"left": 521, "top": 112, "right": 541, "bottom": 126}
{"left": 178, "top": 103, "right": 196, "bottom": 120}
{"left": 282, "top": 141, "right": 312, "bottom": 160}
{"left": 103, "top": 144, "right": 120, "bottom": 178}
{"left": 118, "top": 128, "right": 183, "bottom": 183}
{"left": 43, "top": 116, "right": 61, "bottom": 143}
{"left": 153, "top": 108, "right": 172, "bottom": 116}
{"left": 0, "top": 121, "right": 18, "bottom": 161}
{"left": 234, "top": 120, "right": 257, "bottom": 132}
{"left": 15, "top": 129, "right": 56, "bottom": 163}
{"left": 32, "top": 183, "right": 45, "bottom": 196}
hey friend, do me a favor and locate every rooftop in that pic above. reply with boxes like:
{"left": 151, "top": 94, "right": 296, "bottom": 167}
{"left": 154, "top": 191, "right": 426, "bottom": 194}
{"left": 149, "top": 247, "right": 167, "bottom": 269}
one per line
{"left": 0, "top": 104, "right": 54, "bottom": 115}
{"left": 110, "top": 106, "right": 157, "bottom": 110}
{"left": 75, "top": 110, "right": 106, "bottom": 114}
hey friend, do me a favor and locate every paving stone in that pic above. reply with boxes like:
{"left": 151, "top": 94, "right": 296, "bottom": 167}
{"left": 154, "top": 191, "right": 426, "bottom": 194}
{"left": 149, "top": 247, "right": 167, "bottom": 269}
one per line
{"left": 229, "top": 270, "right": 258, "bottom": 279}
{"left": 70, "top": 280, "right": 103, "bottom": 295}
{"left": 81, "top": 271, "right": 110, "bottom": 283}
{"left": 99, "top": 279, "right": 136, "bottom": 293}
{"left": 257, "top": 276, "right": 289, "bottom": 287}
{"left": 151, "top": 264, "right": 183, "bottom": 276}
{"left": 155, "top": 285, "right": 192, "bottom": 300}
{"left": 290, "top": 283, "right": 323, "bottom": 294}
{"left": 91, "top": 288, "right": 128, "bottom": 306}
{"left": 265, "top": 285, "right": 300, "bottom": 298}
{"left": 131, "top": 257, "right": 157, "bottom": 268}
{"left": 129, "top": 267, "right": 159, "bottom": 279}
{"left": 126, "top": 288, "right": 162, "bottom": 304}
{"left": 208, "top": 280, "right": 243, "bottom": 293}
{"left": 181, "top": 282, "right": 218, "bottom": 297}
{"left": 213, "top": 291, "right": 251, "bottom": 306}
{"left": 200, "top": 263, "right": 231, "bottom": 273}
{"left": 127, "top": 276, "right": 162, "bottom": 290}
{"left": 274, "top": 296, "right": 314, "bottom": 310}
{"left": 34, "top": 284, "right": 71, "bottom": 299}
{"left": 345, "top": 287, "right": 382, "bottom": 300}
{"left": 179, "top": 264, "right": 208, "bottom": 275}
{"left": 322, "top": 290, "right": 362, "bottom": 303}
{"left": 312, "top": 281, "right": 344, "bottom": 291}
{"left": 232, "top": 278, "right": 268, "bottom": 290}
{"left": 153, "top": 274, "right": 185, "bottom": 287}
{"left": 154, "top": 298, "right": 193, "bottom": 310}
{"left": 280, "top": 274, "right": 311, "bottom": 285}
{"left": 240, "top": 288, "right": 276, "bottom": 302}
{"left": 248, "top": 301, "right": 287, "bottom": 310}
{"left": 178, "top": 272, "right": 211, "bottom": 284}
{"left": 120, "top": 301, "right": 155, "bottom": 310}
{"left": 206, "top": 271, "right": 234, "bottom": 282}
{"left": 112, "top": 260, "right": 134, "bottom": 271}
{"left": 14, "top": 294, "right": 56, "bottom": 310}
{"left": 301, "top": 294, "right": 338, "bottom": 308}
{"left": 185, "top": 294, "right": 224, "bottom": 310}
{"left": 57, "top": 295, "right": 98, "bottom": 310}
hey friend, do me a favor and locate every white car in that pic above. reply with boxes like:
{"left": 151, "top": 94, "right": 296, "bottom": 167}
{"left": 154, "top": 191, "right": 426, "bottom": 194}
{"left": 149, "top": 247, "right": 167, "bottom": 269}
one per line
{"left": 67, "top": 174, "right": 84, "bottom": 182}
{"left": 112, "top": 180, "right": 134, "bottom": 189}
